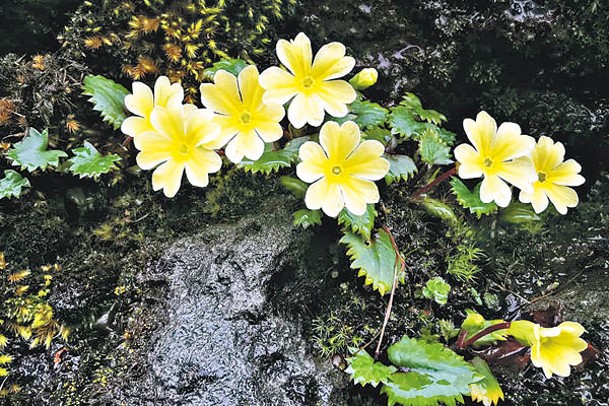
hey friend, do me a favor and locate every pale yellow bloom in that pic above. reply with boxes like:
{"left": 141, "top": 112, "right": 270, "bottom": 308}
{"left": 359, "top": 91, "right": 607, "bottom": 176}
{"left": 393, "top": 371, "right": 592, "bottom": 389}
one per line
{"left": 259, "top": 32, "right": 357, "bottom": 129}
{"left": 349, "top": 68, "right": 378, "bottom": 90}
{"left": 199, "top": 65, "right": 285, "bottom": 163}
{"left": 134, "top": 102, "right": 223, "bottom": 198}
{"left": 296, "top": 121, "right": 389, "bottom": 217}
{"left": 454, "top": 111, "right": 536, "bottom": 207}
{"left": 509, "top": 320, "right": 588, "bottom": 379}
{"left": 121, "top": 76, "right": 184, "bottom": 138}
{"left": 519, "top": 136, "right": 585, "bottom": 214}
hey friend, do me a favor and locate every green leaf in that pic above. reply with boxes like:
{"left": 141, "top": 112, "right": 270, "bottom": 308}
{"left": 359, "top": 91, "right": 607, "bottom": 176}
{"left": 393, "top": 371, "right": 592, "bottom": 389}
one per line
{"left": 499, "top": 202, "right": 541, "bottom": 224}
{"left": 469, "top": 357, "right": 504, "bottom": 406}
{"left": 203, "top": 58, "right": 249, "bottom": 78}
{"left": 0, "top": 170, "right": 30, "bottom": 199}
{"left": 83, "top": 75, "right": 130, "bottom": 130}
{"left": 382, "top": 337, "right": 480, "bottom": 406}
{"left": 422, "top": 277, "right": 451, "bottom": 306}
{"left": 6, "top": 128, "right": 67, "bottom": 172}
{"left": 280, "top": 176, "right": 308, "bottom": 199}
{"left": 328, "top": 113, "right": 357, "bottom": 125}
{"left": 346, "top": 349, "right": 397, "bottom": 388}
{"left": 240, "top": 137, "right": 309, "bottom": 175}
{"left": 385, "top": 155, "right": 417, "bottom": 185}
{"left": 389, "top": 106, "right": 425, "bottom": 139}
{"left": 337, "top": 204, "right": 377, "bottom": 240}
{"left": 450, "top": 178, "right": 498, "bottom": 218}
{"left": 363, "top": 126, "right": 393, "bottom": 145}
{"left": 399, "top": 93, "right": 446, "bottom": 125}
{"left": 418, "top": 129, "right": 452, "bottom": 166}
{"left": 420, "top": 197, "right": 458, "bottom": 226}
{"left": 351, "top": 100, "right": 388, "bottom": 129}
{"left": 340, "top": 229, "right": 397, "bottom": 295}
{"left": 460, "top": 309, "right": 508, "bottom": 347}
{"left": 292, "top": 209, "right": 322, "bottom": 229}
{"left": 66, "top": 141, "right": 121, "bottom": 179}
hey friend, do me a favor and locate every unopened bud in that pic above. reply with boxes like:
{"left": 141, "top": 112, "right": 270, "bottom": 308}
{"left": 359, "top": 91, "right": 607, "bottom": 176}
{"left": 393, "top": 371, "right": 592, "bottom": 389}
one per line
{"left": 349, "top": 68, "right": 378, "bottom": 90}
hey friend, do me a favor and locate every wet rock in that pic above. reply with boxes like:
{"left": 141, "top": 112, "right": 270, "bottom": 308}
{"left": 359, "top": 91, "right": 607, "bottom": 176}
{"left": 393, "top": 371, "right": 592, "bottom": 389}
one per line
{"left": 117, "top": 198, "right": 348, "bottom": 405}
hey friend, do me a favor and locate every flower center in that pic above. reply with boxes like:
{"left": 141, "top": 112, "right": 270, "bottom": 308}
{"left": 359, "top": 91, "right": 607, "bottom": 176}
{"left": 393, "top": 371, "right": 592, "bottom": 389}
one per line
{"left": 178, "top": 143, "right": 190, "bottom": 155}
{"left": 331, "top": 165, "right": 342, "bottom": 175}
{"left": 538, "top": 171, "right": 547, "bottom": 183}
{"left": 302, "top": 77, "right": 314, "bottom": 88}
{"left": 240, "top": 112, "right": 251, "bottom": 124}
{"left": 483, "top": 157, "right": 493, "bottom": 168}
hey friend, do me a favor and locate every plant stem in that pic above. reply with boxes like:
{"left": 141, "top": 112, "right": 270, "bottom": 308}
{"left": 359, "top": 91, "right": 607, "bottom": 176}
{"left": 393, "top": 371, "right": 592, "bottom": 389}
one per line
{"left": 457, "top": 321, "right": 512, "bottom": 349}
{"left": 375, "top": 225, "right": 406, "bottom": 359}
{"left": 411, "top": 166, "right": 457, "bottom": 199}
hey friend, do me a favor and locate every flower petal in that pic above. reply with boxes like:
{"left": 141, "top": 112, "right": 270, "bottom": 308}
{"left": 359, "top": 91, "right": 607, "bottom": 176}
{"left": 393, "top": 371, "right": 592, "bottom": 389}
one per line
{"left": 544, "top": 184, "right": 579, "bottom": 215}
{"left": 133, "top": 130, "right": 173, "bottom": 152}
{"left": 136, "top": 149, "right": 169, "bottom": 170}
{"left": 520, "top": 186, "right": 550, "bottom": 214}
{"left": 315, "top": 80, "right": 357, "bottom": 118}
{"left": 121, "top": 116, "right": 154, "bottom": 138}
{"left": 531, "top": 136, "right": 565, "bottom": 172}
{"left": 496, "top": 157, "right": 536, "bottom": 193}
{"left": 184, "top": 147, "right": 221, "bottom": 187}
{"left": 549, "top": 159, "right": 585, "bottom": 186}
{"left": 305, "top": 177, "right": 344, "bottom": 217}
{"left": 238, "top": 65, "right": 264, "bottom": 109}
{"left": 320, "top": 121, "right": 360, "bottom": 161}
{"left": 311, "top": 42, "right": 355, "bottom": 80}
{"left": 186, "top": 108, "right": 220, "bottom": 146}
{"left": 276, "top": 32, "right": 312, "bottom": 77}
{"left": 125, "top": 82, "right": 153, "bottom": 117}
{"left": 463, "top": 111, "right": 496, "bottom": 154}
{"left": 288, "top": 93, "right": 325, "bottom": 128}
{"left": 340, "top": 177, "right": 380, "bottom": 215}
{"left": 480, "top": 174, "right": 512, "bottom": 207}
{"left": 199, "top": 70, "right": 242, "bottom": 116}
{"left": 152, "top": 160, "right": 185, "bottom": 198}
{"left": 150, "top": 104, "right": 185, "bottom": 139}
{"left": 259, "top": 67, "right": 298, "bottom": 105}
{"left": 254, "top": 121, "right": 283, "bottom": 143}
{"left": 344, "top": 140, "right": 389, "bottom": 181}
{"left": 455, "top": 144, "right": 483, "bottom": 178}
{"left": 492, "top": 123, "right": 535, "bottom": 161}
{"left": 297, "top": 141, "right": 328, "bottom": 183}
{"left": 154, "top": 76, "right": 184, "bottom": 107}
{"left": 225, "top": 130, "right": 264, "bottom": 163}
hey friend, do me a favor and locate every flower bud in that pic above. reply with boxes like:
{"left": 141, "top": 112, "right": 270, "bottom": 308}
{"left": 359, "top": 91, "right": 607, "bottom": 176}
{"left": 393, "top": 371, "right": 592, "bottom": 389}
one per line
{"left": 349, "top": 68, "right": 378, "bottom": 90}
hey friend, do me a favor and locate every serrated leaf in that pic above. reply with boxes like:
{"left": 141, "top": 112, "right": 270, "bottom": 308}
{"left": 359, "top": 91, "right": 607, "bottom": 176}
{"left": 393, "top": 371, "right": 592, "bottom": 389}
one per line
{"left": 418, "top": 129, "right": 452, "bottom": 165}
{"left": 382, "top": 337, "right": 480, "bottom": 406}
{"left": 240, "top": 136, "right": 309, "bottom": 175}
{"left": 329, "top": 113, "right": 357, "bottom": 125}
{"left": 351, "top": 100, "right": 388, "bottom": 129}
{"left": 203, "top": 58, "right": 249, "bottom": 78}
{"left": 363, "top": 126, "right": 393, "bottom": 145}
{"left": 385, "top": 155, "right": 417, "bottom": 185}
{"left": 0, "top": 170, "right": 30, "bottom": 199}
{"left": 337, "top": 204, "right": 377, "bottom": 240}
{"left": 292, "top": 209, "right": 322, "bottom": 229}
{"left": 346, "top": 349, "right": 397, "bottom": 388}
{"left": 6, "top": 128, "right": 67, "bottom": 172}
{"left": 499, "top": 202, "right": 541, "bottom": 224}
{"left": 399, "top": 93, "right": 447, "bottom": 125}
{"left": 83, "top": 75, "right": 130, "bottom": 130}
{"left": 450, "top": 178, "right": 498, "bottom": 218}
{"left": 389, "top": 106, "right": 425, "bottom": 139}
{"left": 280, "top": 176, "right": 308, "bottom": 199}
{"left": 66, "top": 141, "right": 121, "bottom": 179}
{"left": 469, "top": 357, "right": 504, "bottom": 406}
{"left": 340, "top": 229, "right": 397, "bottom": 295}
{"left": 422, "top": 276, "right": 451, "bottom": 306}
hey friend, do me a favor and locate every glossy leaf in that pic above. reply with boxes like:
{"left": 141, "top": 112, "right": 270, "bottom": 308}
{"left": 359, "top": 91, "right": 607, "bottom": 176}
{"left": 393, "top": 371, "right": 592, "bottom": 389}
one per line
{"left": 6, "top": 128, "right": 67, "bottom": 172}
{"left": 469, "top": 357, "right": 504, "bottom": 406}
{"left": 346, "top": 349, "right": 397, "bottom": 388}
{"left": 240, "top": 137, "right": 309, "bottom": 175}
{"left": 399, "top": 93, "right": 447, "bottom": 125}
{"left": 280, "top": 176, "right": 308, "bottom": 199}
{"left": 499, "top": 202, "right": 541, "bottom": 224}
{"left": 351, "top": 100, "right": 388, "bottom": 129}
{"left": 389, "top": 106, "right": 424, "bottom": 139}
{"left": 203, "top": 58, "right": 249, "bottom": 78}
{"left": 66, "top": 141, "right": 121, "bottom": 179}
{"left": 293, "top": 209, "right": 322, "bottom": 229}
{"left": 337, "top": 204, "right": 377, "bottom": 240}
{"left": 83, "top": 74, "right": 130, "bottom": 130}
{"left": 385, "top": 154, "right": 417, "bottom": 185}
{"left": 450, "top": 178, "right": 498, "bottom": 218}
{"left": 0, "top": 170, "right": 30, "bottom": 199}
{"left": 418, "top": 129, "right": 452, "bottom": 166}
{"left": 340, "top": 229, "right": 397, "bottom": 295}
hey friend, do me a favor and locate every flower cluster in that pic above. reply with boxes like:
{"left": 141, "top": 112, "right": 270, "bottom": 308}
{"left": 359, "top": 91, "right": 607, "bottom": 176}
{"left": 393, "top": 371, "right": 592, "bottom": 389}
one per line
{"left": 121, "top": 32, "right": 389, "bottom": 215}
{"left": 455, "top": 111, "right": 585, "bottom": 214}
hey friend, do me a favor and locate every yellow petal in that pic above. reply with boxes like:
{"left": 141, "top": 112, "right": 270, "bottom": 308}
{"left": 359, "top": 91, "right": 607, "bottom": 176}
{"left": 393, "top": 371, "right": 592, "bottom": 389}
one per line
{"left": 254, "top": 101, "right": 285, "bottom": 124}
{"left": 133, "top": 130, "right": 173, "bottom": 153}
{"left": 454, "top": 144, "right": 483, "bottom": 179}
{"left": 492, "top": 123, "right": 535, "bottom": 161}
{"left": 152, "top": 160, "right": 185, "bottom": 198}
{"left": 125, "top": 82, "right": 153, "bottom": 117}
{"left": 320, "top": 121, "right": 360, "bottom": 161}
{"left": 520, "top": 185, "right": 549, "bottom": 213}
{"left": 558, "top": 321, "right": 586, "bottom": 337}
{"left": 297, "top": 141, "right": 328, "bottom": 183}
{"left": 254, "top": 121, "right": 283, "bottom": 143}
{"left": 153, "top": 76, "right": 184, "bottom": 107}
{"left": 549, "top": 159, "right": 585, "bottom": 186}
{"left": 315, "top": 80, "right": 357, "bottom": 118}
{"left": 340, "top": 177, "right": 380, "bottom": 215}
{"left": 225, "top": 130, "right": 264, "bottom": 163}
{"left": 344, "top": 140, "right": 389, "bottom": 181}
{"left": 121, "top": 116, "right": 154, "bottom": 138}
{"left": 150, "top": 104, "right": 185, "bottom": 139}
{"left": 480, "top": 174, "right": 511, "bottom": 207}
{"left": 463, "top": 111, "right": 496, "bottom": 154}
{"left": 276, "top": 32, "right": 312, "bottom": 77}
{"left": 495, "top": 157, "right": 536, "bottom": 193}
{"left": 238, "top": 65, "right": 263, "bottom": 109}
{"left": 259, "top": 67, "right": 299, "bottom": 105}
{"left": 185, "top": 108, "right": 220, "bottom": 146}
{"left": 199, "top": 70, "right": 242, "bottom": 116}
{"left": 531, "top": 136, "right": 565, "bottom": 172}
{"left": 288, "top": 93, "right": 325, "bottom": 128}
{"left": 305, "top": 177, "right": 344, "bottom": 217}
{"left": 136, "top": 150, "right": 169, "bottom": 170}
{"left": 544, "top": 184, "right": 579, "bottom": 215}
{"left": 184, "top": 148, "right": 221, "bottom": 187}
{"left": 311, "top": 42, "right": 355, "bottom": 80}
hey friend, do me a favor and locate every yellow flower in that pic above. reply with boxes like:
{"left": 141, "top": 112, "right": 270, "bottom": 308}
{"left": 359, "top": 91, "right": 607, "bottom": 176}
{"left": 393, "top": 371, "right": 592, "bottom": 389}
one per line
{"left": 349, "top": 68, "right": 378, "bottom": 90}
{"left": 509, "top": 320, "right": 588, "bottom": 379}
{"left": 199, "top": 65, "right": 285, "bottom": 163}
{"left": 296, "top": 121, "right": 390, "bottom": 217}
{"left": 259, "top": 32, "right": 357, "bottom": 129}
{"left": 134, "top": 102, "right": 223, "bottom": 198}
{"left": 519, "top": 136, "right": 585, "bottom": 214}
{"left": 454, "top": 111, "right": 536, "bottom": 207}
{"left": 121, "top": 76, "right": 184, "bottom": 138}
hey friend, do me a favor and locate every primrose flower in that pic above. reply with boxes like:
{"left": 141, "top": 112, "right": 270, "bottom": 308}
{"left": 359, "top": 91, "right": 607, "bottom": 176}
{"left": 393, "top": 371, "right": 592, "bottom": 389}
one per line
{"left": 296, "top": 121, "right": 389, "bottom": 217}
{"left": 509, "top": 320, "right": 588, "bottom": 379}
{"left": 260, "top": 32, "right": 357, "bottom": 129}
{"left": 454, "top": 111, "right": 536, "bottom": 207}
{"left": 199, "top": 65, "right": 285, "bottom": 163}
{"left": 121, "top": 76, "right": 184, "bottom": 138}
{"left": 519, "top": 136, "right": 585, "bottom": 214}
{"left": 134, "top": 101, "right": 223, "bottom": 198}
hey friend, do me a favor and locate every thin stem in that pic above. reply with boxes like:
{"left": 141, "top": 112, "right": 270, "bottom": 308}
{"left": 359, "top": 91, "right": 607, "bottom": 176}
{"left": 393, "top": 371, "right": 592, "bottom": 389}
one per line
{"left": 458, "top": 321, "right": 512, "bottom": 349}
{"left": 375, "top": 225, "right": 406, "bottom": 359}
{"left": 411, "top": 166, "right": 457, "bottom": 199}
